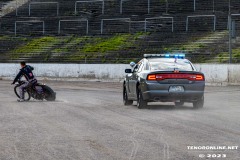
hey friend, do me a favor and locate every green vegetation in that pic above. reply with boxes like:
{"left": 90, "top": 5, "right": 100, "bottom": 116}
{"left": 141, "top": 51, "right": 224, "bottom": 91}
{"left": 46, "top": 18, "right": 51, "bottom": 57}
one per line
{"left": 82, "top": 34, "right": 132, "bottom": 53}
{"left": 218, "top": 49, "right": 240, "bottom": 63}
{"left": 0, "top": 35, "right": 9, "bottom": 40}
{"left": 0, "top": 35, "right": 27, "bottom": 41}
{"left": 162, "top": 42, "right": 206, "bottom": 53}
{"left": 53, "top": 36, "right": 89, "bottom": 53}
{"left": 11, "top": 36, "right": 63, "bottom": 59}
{"left": 66, "top": 33, "right": 145, "bottom": 62}
{"left": 7, "top": 33, "right": 146, "bottom": 62}
{"left": 2, "top": 31, "right": 231, "bottom": 63}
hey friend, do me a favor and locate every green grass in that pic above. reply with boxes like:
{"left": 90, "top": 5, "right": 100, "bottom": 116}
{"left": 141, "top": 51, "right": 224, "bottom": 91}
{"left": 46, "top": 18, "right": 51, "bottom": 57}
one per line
{"left": 11, "top": 36, "right": 63, "bottom": 59}
{"left": 218, "top": 49, "right": 240, "bottom": 63}
{"left": 0, "top": 35, "right": 10, "bottom": 40}
{"left": 0, "top": 35, "right": 28, "bottom": 41}
{"left": 66, "top": 33, "right": 145, "bottom": 61}
{"left": 82, "top": 34, "right": 132, "bottom": 53}
{"left": 53, "top": 36, "right": 89, "bottom": 53}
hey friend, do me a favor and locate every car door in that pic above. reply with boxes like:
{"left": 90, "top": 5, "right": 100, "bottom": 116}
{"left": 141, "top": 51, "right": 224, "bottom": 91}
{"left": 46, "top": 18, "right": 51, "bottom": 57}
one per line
{"left": 125, "top": 71, "right": 133, "bottom": 98}
{"left": 131, "top": 61, "right": 144, "bottom": 98}
{"left": 128, "top": 61, "right": 142, "bottom": 98}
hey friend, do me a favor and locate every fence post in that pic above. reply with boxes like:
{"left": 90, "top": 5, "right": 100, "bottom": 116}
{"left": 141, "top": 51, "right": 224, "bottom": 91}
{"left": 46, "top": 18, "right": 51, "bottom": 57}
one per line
{"left": 15, "top": 1, "right": 18, "bottom": 16}
{"left": 193, "top": 0, "right": 196, "bottom": 11}
{"left": 57, "top": 3, "right": 59, "bottom": 16}
{"left": 214, "top": 16, "right": 216, "bottom": 31}
{"left": 43, "top": 21, "right": 45, "bottom": 35}
{"left": 102, "top": 0, "right": 104, "bottom": 14}
{"left": 75, "top": 1, "right": 77, "bottom": 15}
{"left": 101, "top": 19, "right": 103, "bottom": 34}
{"left": 14, "top": 22, "right": 17, "bottom": 36}
{"left": 144, "top": 20, "right": 147, "bottom": 32}
{"left": 29, "top": 3, "right": 31, "bottom": 16}
{"left": 148, "top": 0, "right": 150, "bottom": 14}
{"left": 86, "top": 20, "right": 89, "bottom": 34}
{"left": 58, "top": 20, "right": 61, "bottom": 34}
{"left": 120, "top": 0, "right": 123, "bottom": 14}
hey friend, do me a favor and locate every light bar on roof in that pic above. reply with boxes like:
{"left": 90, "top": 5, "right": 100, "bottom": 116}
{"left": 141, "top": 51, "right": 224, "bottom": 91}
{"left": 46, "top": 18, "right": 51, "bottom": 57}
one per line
{"left": 144, "top": 54, "right": 185, "bottom": 59}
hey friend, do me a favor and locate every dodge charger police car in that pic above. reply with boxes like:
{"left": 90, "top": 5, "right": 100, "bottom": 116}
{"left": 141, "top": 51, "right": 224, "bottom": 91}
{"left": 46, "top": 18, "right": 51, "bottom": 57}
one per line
{"left": 123, "top": 54, "right": 205, "bottom": 109}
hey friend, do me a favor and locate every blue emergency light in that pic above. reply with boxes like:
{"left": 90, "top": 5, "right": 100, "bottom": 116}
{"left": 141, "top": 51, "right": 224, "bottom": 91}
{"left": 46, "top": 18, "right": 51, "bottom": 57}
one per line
{"left": 144, "top": 53, "right": 186, "bottom": 59}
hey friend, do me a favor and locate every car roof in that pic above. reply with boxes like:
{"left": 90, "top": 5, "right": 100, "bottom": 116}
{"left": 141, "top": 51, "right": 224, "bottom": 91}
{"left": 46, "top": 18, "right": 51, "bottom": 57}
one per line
{"left": 145, "top": 58, "right": 190, "bottom": 62}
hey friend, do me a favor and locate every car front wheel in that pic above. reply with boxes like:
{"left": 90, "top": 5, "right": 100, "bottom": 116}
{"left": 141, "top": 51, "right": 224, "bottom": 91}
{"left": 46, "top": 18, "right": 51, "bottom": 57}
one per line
{"left": 123, "top": 85, "right": 133, "bottom": 106}
{"left": 137, "top": 88, "right": 147, "bottom": 109}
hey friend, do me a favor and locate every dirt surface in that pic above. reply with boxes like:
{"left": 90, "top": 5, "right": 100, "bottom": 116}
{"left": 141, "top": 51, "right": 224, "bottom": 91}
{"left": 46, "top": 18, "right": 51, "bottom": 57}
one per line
{"left": 0, "top": 80, "right": 240, "bottom": 160}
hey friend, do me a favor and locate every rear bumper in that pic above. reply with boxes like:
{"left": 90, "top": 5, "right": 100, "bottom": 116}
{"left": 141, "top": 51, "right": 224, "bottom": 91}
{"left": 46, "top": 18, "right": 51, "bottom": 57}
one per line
{"left": 141, "top": 81, "right": 205, "bottom": 102}
{"left": 142, "top": 90, "right": 204, "bottom": 102}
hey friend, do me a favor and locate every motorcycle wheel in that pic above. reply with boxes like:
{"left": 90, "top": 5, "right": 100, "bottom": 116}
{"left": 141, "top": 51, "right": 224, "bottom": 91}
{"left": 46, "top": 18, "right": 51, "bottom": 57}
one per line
{"left": 42, "top": 85, "right": 56, "bottom": 101}
{"left": 14, "top": 85, "right": 31, "bottom": 101}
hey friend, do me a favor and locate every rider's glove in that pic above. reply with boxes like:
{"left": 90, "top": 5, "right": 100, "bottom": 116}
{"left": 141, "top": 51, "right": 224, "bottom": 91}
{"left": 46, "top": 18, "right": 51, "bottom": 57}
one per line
{"left": 11, "top": 82, "right": 15, "bottom": 85}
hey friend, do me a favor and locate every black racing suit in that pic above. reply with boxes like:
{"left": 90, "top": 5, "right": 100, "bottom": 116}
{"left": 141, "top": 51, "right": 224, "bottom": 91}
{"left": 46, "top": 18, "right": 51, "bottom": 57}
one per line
{"left": 13, "top": 65, "right": 37, "bottom": 99}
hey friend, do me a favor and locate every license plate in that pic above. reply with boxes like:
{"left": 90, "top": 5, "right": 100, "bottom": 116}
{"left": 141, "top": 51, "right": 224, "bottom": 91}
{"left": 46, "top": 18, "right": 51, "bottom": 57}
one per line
{"left": 169, "top": 86, "right": 185, "bottom": 92}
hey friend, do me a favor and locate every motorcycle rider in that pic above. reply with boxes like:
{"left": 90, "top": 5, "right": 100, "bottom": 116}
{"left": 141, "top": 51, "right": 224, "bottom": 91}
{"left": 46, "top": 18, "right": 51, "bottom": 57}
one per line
{"left": 12, "top": 62, "right": 37, "bottom": 102}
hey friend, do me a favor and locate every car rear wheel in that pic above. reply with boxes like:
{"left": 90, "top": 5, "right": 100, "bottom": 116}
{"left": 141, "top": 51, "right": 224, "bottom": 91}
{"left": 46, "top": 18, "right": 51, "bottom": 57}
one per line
{"left": 175, "top": 101, "right": 184, "bottom": 107}
{"left": 193, "top": 96, "right": 204, "bottom": 109}
{"left": 137, "top": 88, "right": 147, "bottom": 109}
{"left": 123, "top": 85, "right": 133, "bottom": 105}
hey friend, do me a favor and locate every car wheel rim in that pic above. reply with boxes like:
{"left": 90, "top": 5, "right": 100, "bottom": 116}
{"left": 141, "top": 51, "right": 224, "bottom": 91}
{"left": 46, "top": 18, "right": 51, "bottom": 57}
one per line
{"left": 124, "top": 87, "right": 127, "bottom": 98}
{"left": 137, "top": 92, "right": 140, "bottom": 106}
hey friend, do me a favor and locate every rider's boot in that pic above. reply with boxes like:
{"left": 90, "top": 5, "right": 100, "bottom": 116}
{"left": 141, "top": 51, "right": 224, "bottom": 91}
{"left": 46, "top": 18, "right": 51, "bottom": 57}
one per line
{"left": 17, "top": 99, "right": 25, "bottom": 102}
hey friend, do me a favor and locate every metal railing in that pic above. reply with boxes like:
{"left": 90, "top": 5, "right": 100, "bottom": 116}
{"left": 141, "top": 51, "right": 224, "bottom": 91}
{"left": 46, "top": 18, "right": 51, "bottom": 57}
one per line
{"left": 75, "top": 0, "right": 105, "bottom": 15}
{"left": 58, "top": 19, "right": 89, "bottom": 35}
{"left": 28, "top": 2, "right": 59, "bottom": 16}
{"left": 193, "top": 0, "right": 215, "bottom": 12}
{"left": 186, "top": 15, "right": 216, "bottom": 32}
{"left": 120, "top": 0, "right": 150, "bottom": 14}
{"left": 15, "top": 20, "right": 45, "bottom": 36}
{"left": 101, "top": 18, "right": 131, "bottom": 34}
{"left": 144, "top": 16, "right": 174, "bottom": 32}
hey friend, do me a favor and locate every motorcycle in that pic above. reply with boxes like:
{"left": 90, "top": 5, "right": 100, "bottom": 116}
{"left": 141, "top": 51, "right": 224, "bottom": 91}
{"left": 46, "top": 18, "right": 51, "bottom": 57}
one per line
{"left": 14, "top": 80, "right": 56, "bottom": 101}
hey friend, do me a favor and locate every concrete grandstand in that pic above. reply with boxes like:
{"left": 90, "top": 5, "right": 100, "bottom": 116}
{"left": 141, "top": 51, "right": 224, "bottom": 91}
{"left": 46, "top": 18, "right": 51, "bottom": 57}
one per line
{"left": 0, "top": 0, "right": 240, "bottom": 63}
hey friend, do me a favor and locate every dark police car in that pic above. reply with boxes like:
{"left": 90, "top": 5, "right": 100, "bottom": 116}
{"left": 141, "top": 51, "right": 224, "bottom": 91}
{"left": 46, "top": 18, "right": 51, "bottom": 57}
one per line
{"left": 123, "top": 54, "right": 205, "bottom": 109}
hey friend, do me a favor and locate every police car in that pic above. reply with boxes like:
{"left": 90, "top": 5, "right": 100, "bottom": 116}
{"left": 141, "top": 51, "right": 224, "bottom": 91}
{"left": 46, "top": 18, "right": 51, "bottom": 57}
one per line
{"left": 123, "top": 54, "right": 205, "bottom": 109}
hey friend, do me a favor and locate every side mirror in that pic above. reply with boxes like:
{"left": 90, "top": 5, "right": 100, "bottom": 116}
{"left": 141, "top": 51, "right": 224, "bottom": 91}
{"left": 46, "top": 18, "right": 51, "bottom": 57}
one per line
{"left": 125, "top": 69, "right": 132, "bottom": 73}
{"left": 130, "top": 62, "right": 136, "bottom": 68}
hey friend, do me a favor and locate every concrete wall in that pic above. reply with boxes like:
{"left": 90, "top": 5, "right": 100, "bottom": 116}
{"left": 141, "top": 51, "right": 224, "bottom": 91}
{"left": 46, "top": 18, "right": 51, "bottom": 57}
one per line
{"left": 0, "top": 63, "right": 129, "bottom": 81}
{"left": 1, "top": 63, "right": 240, "bottom": 85}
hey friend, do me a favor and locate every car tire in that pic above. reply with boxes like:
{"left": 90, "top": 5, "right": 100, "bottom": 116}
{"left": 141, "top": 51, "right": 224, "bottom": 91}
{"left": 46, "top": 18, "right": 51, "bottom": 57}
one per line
{"left": 193, "top": 96, "right": 204, "bottom": 109}
{"left": 175, "top": 101, "right": 184, "bottom": 107}
{"left": 137, "top": 88, "right": 147, "bottom": 109}
{"left": 123, "top": 85, "right": 133, "bottom": 106}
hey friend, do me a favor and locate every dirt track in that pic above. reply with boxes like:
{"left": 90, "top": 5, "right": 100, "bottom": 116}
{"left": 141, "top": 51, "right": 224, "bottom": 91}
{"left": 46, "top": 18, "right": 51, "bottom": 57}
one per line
{"left": 0, "top": 80, "right": 239, "bottom": 160}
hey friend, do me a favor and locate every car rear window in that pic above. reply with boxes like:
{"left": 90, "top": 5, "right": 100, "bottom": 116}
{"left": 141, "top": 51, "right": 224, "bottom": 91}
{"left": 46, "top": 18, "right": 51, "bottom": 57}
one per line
{"left": 148, "top": 58, "right": 194, "bottom": 71}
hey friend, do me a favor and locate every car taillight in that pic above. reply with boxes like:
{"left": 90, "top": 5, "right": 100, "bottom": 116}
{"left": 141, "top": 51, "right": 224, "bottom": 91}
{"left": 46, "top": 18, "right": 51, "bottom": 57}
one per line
{"left": 147, "top": 74, "right": 156, "bottom": 80}
{"left": 195, "top": 74, "right": 205, "bottom": 81}
{"left": 147, "top": 74, "right": 205, "bottom": 81}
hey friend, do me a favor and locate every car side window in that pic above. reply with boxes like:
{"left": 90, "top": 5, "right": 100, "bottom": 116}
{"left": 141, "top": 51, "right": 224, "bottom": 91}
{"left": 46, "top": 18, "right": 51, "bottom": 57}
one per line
{"left": 138, "top": 63, "right": 144, "bottom": 72}
{"left": 133, "top": 61, "right": 142, "bottom": 72}
{"left": 133, "top": 64, "right": 139, "bottom": 72}
{"left": 145, "top": 62, "right": 150, "bottom": 70}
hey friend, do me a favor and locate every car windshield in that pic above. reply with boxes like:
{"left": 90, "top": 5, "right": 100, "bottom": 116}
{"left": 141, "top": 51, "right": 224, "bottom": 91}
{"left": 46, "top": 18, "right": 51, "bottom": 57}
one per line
{"left": 148, "top": 58, "right": 194, "bottom": 71}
